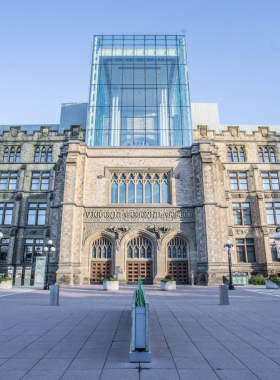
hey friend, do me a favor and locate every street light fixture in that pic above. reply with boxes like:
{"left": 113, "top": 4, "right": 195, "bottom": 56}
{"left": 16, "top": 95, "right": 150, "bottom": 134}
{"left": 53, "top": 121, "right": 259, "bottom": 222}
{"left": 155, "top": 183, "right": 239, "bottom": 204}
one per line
{"left": 43, "top": 239, "right": 56, "bottom": 290}
{"left": 223, "top": 239, "right": 235, "bottom": 290}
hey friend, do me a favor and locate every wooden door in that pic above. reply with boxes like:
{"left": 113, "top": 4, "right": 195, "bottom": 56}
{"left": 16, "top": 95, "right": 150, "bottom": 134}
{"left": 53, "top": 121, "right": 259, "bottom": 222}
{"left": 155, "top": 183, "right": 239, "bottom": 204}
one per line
{"left": 168, "top": 261, "right": 188, "bottom": 283}
{"left": 91, "top": 261, "right": 112, "bottom": 283}
{"left": 126, "top": 261, "right": 153, "bottom": 284}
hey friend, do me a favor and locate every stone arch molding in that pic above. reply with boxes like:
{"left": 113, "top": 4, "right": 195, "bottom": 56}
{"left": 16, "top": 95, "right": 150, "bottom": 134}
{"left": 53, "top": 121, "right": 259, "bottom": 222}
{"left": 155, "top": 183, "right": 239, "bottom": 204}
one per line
{"left": 160, "top": 230, "right": 194, "bottom": 253}
{"left": 82, "top": 231, "right": 116, "bottom": 280}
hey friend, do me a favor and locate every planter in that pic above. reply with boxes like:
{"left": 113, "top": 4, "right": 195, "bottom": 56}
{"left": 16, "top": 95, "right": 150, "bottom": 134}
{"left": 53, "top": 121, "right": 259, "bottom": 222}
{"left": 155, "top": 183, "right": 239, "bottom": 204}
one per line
{"left": 265, "top": 280, "right": 279, "bottom": 289}
{"left": 103, "top": 281, "right": 119, "bottom": 291}
{"left": 161, "top": 281, "right": 176, "bottom": 291}
{"left": 0, "top": 281, "right": 12, "bottom": 290}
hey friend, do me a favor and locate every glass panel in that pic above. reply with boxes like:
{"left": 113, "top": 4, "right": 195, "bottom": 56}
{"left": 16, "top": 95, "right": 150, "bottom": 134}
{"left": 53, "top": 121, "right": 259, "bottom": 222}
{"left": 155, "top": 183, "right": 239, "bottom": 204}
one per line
{"left": 233, "top": 210, "right": 242, "bottom": 225}
{"left": 145, "top": 182, "right": 152, "bottom": 203}
{"left": 136, "top": 182, "right": 143, "bottom": 203}
{"left": 237, "top": 246, "right": 245, "bottom": 262}
{"left": 37, "top": 210, "right": 46, "bottom": 225}
{"left": 247, "top": 246, "right": 256, "bottom": 262}
{"left": 153, "top": 182, "right": 160, "bottom": 203}
{"left": 262, "top": 178, "right": 270, "bottom": 190}
{"left": 3, "top": 210, "right": 12, "bottom": 224}
{"left": 119, "top": 182, "right": 126, "bottom": 203}
{"left": 271, "top": 244, "right": 278, "bottom": 261}
{"left": 243, "top": 209, "right": 252, "bottom": 225}
{"left": 31, "top": 179, "right": 39, "bottom": 190}
{"left": 162, "top": 182, "right": 168, "bottom": 203}
{"left": 266, "top": 209, "right": 275, "bottom": 224}
{"left": 230, "top": 179, "right": 238, "bottom": 190}
{"left": 27, "top": 210, "right": 36, "bottom": 225}
{"left": 111, "top": 182, "right": 118, "bottom": 203}
{"left": 86, "top": 35, "right": 193, "bottom": 147}
{"left": 147, "top": 246, "right": 151, "bottom": 258}
{"left": 41, "top": 179, "right": 49, "bottom": 190}
{"left": 8, "top": 178, "right": 17, "bottom": 190}
{"left": 24, "top": 246, "right": 33, "bottom": 262}
{"left": 128, "top": 182, "right": 135, "bottom": 203}
{"left": 0, "top": 178, "right": 7, "bottom": 190}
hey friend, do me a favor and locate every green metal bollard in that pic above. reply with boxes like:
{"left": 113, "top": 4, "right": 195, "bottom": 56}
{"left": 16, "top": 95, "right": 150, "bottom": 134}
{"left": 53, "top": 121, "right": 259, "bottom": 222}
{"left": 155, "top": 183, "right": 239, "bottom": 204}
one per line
{"left": 139, "top": 277, "right": 142, "bottom": 307}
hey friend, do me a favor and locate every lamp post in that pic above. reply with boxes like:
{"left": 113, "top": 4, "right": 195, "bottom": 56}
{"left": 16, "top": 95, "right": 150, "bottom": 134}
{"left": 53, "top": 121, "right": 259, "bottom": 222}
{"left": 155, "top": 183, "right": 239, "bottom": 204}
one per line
{"left": 43, "top": 240, "right": 56, "bottom": 290}
{"left": 274, "top": 225, "right": 280, "bottom": 259}
{"left": 223, "top": 240, "right": 235, "bottom": 290}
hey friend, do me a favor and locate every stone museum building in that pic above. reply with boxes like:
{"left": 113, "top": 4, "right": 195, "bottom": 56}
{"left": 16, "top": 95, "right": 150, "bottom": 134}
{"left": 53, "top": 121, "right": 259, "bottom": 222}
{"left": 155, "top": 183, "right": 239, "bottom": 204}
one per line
{"left": 0, "top": 35, "right": 280, "bottom": 286}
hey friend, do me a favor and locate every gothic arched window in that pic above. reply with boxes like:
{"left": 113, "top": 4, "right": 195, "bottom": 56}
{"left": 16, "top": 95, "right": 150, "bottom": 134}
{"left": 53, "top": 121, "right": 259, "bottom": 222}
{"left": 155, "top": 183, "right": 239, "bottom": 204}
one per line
{"left": 3, "top": 148, "right": 9, "bottom": 162}
{"left": 9, "top": 148, "right": 15, "bottom": 163}
{"left": 92, "top": 238, "right": 112, "bottom": 259}
{"left": 227, "top": 146, "right": 245, "bottom": 163}
{"left": 16, "top": 148, "right": 21, "bottom": 162}
{"left": 110, "top": 171, "right": 169, "bottom": 204}
{"left": 167, "top": 237, "right": 188, "bottom": 259}
{"left": 41, "top": 147, "right": 46, "bottom": 162}
{"left": 35, "top": 147, "right": 40, "bottom": 162}
{"left": 127, "top": 236, "right": 152, "bottom": 259}
{"left": 47, "top": 147, "right": 52, "bottom": 162}
{"left": 258, "top": 146, "right": 276, "bottom": 163}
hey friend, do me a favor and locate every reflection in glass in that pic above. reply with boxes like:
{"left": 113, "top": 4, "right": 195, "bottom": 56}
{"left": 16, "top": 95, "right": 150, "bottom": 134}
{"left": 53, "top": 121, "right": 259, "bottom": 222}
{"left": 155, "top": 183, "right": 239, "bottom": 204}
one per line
{"left": 86, "top": 35, "right": 192, "bottom": 147}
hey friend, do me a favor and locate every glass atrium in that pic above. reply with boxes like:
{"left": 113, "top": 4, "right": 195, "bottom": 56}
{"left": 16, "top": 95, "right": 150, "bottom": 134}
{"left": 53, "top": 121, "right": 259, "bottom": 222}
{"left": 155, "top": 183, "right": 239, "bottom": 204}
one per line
{"left": 86, "top": 35, "right": 192, "bottom": 147}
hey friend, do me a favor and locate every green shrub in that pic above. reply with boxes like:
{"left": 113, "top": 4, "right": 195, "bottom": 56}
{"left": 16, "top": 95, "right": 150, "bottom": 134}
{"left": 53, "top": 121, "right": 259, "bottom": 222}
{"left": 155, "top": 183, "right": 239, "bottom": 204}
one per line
{"left": 161, "top": 275, "right": 175, "bottom": 283}
{"left": 249, "top": 274, "right": 266, "bottom": 285}
{"left": 103, "top": 274, "right": 117, "bottom": 282}
{"left": 0, "top": 277, "right": 12, "bottom": 283}
{"left": 30, "top": 278, "right": 34, "bottom": 286}
{"left": 267, "top": 276, "right": 280, "bottom": 286}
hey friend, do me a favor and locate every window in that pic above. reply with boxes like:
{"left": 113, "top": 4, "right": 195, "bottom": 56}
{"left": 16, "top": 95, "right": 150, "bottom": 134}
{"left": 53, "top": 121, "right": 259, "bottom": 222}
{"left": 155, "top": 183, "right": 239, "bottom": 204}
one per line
{"left": 110, "top": 171, "right": 169, "bottom": 204}
{"left": 236, "top": 238, "right": 256, "bottom": 262}
{"left": 270, "top": 238, "right": 280, "bottom": 262}
{"left": 227, "top": 146, "right": 245, "bottom": 162}
{"left": 265, "top": 203, "right": 280, "bottom": 225}
{"left": 0, "top": 203, "right": 13, "bottom": 225}
{"left": 261, "top": 172, "right": 279, "bottom": 190}
{"left": 3, "top": 147, "right": 21, "bottom": 163}
{"left": 34, "top": 147, "right": 52, "bottom": 163}
{"left": 229, "top": 172, "right": 248, "bottom": 190}
{"left": 0, "top": 172, "right": 17, "bottom": 190}
{"left": 92, "top": 238, "right": 112, "bottom": 259}
{"left": 167, "top": 237, "right": 187, "bottom": 259}
{"left": 24, "top": 239, "right": 44, "bottom": 262}
{"left": 127, "top": 237, "right": 152, "bottom": 259}
{"left": 233, "top": 203, "right": 252, "bottom": 225}
{"left": 27, "top": 203, "right": 46, "bottom": 225}
{"left": 258, "top": 147, "right": 276, "bottom": 163}
{"left": 0, "top": 238, "right": 9, "bottom": 261}
{"left": 31, "top": 172, "right": 50, "bottom": 191}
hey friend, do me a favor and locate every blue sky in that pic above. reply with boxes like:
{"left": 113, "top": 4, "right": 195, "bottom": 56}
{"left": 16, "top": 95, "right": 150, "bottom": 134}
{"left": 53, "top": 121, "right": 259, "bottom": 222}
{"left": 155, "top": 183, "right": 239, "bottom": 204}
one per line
{"left": 0, "top": 0, "right": 279, "bottom": 125}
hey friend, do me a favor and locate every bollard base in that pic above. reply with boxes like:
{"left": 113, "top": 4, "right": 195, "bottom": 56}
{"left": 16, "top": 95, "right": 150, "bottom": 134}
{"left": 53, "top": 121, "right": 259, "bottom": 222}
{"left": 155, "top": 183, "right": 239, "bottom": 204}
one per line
{"left": 219, "top": 284, "right": 229, "bottom": 305}
{"left": 49, "top": 285, "right": 60, "bottom": 306}
{"left": 129, "top": 349, "right": 151, "bottom": 363}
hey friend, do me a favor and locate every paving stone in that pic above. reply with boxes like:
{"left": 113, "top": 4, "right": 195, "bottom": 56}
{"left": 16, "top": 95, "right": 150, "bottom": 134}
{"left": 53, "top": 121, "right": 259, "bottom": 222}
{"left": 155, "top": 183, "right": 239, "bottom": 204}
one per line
{"left": 101, "top": 368, "right": 139, "bottom": 380}
{"left": 178, "top": 369, "right": 219, "bottom": 380}
{"left": 61, "top": 369, "right": 102, "bottom": 380}
{"left": 214, "top": 369, "right": 259, "bottom": 380}
{"left": 0, "top": 358, "right": 40, "bottom": 371}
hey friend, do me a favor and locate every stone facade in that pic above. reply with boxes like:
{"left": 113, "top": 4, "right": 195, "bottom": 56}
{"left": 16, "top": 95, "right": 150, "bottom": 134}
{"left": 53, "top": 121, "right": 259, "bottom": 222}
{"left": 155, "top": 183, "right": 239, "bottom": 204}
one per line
{"left": 1, "top": 124, "right": 280, "bottom": 285}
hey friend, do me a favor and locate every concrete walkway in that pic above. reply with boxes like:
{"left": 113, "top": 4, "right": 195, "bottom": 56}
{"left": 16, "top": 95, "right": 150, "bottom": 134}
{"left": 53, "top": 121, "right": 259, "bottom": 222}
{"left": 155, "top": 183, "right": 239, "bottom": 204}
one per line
{"left": 1, "top": 285, "right": 280, "bottom": 379}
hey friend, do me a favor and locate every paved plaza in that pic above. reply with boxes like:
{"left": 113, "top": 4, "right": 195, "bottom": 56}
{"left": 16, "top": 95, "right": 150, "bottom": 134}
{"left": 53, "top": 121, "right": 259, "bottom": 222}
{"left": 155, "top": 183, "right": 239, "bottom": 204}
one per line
{"left": 1, "top": 286, "right": 280, "bottom": 380}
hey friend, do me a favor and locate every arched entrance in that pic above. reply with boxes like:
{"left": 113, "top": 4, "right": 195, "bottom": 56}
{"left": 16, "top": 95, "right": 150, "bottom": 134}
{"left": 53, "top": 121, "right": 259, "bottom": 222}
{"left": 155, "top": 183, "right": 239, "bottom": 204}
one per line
{"left": 167, "top": 237, "right": 188, "bottom": 283}
{"left": 91, "top": 237, "right": 112, "bottom": 283}
{"left": 126, "top": 236, "right": 153, "bottom": 284}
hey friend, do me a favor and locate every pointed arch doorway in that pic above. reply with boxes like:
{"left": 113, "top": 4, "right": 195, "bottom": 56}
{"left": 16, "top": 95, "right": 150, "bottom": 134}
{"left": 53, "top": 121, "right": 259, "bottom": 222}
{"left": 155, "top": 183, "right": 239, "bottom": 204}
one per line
{"left": 126, "top": 236, "right": 153, "bottom": 284}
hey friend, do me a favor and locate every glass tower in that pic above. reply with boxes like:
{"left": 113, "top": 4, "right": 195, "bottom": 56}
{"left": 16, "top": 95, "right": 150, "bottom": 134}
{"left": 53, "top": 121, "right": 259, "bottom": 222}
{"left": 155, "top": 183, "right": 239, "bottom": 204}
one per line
{"left": 86, "top": 35, "right": 192, "bottom": 147}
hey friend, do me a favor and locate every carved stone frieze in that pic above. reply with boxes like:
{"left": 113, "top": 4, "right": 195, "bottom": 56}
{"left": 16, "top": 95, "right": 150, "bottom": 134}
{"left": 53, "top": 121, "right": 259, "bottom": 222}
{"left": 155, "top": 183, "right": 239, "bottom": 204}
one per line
{"left": 147, "top": 224, "right": 172, "bottom": 240}
{"left": 84, "top": 208, "right": 195, "bottom": 222}
{"left": 264, "top": 193, "right": 280, "bottom": 199}
{"left": 83, "top": 222, "right": 196, "bottom": 246}
{"left": 24, "top": 229, "right": 45, "bottom": 236}
{"left": 0, "top": 193, "right": 15, "bottom": 200}
{"left": 231, "top": 193, "right": 248, "bottom": 199}
{"left": 234, "top": 228, "right": 254, "bottom": 235}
